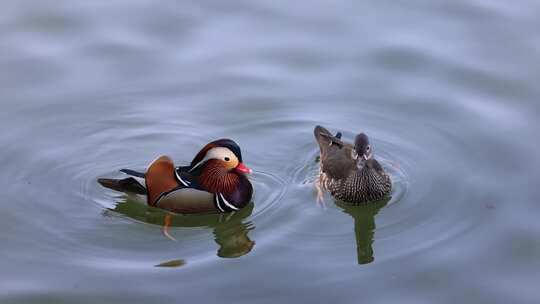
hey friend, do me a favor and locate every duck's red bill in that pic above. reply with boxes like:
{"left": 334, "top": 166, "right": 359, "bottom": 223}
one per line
{"left": 235, "top": 163, "right": 252, "bottom": 174}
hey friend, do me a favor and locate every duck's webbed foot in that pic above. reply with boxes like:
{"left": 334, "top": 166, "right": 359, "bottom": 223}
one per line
{"left": 162, "top": 214, "right": 177, "bottom": 241}
{"left": 314, "top": 177, "right": 326, "bottom": 208}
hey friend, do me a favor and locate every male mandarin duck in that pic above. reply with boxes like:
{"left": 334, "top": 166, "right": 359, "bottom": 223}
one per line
{"left": 314, "top": 125, "right": 392, "bottom": 204}
{"left": 98, "top": 139, "right": 253, "bottom": 214}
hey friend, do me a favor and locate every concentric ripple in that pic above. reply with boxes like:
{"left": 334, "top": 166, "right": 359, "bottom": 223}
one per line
{"left": 66, "top": 104, "right": 484, "bottom": 266}
{"left": 72, "top": 114, "right": 289, "bottom": 261}
{"left": 264, "top": 116, "right": 483, "bottom": 265}
{"left": 1, "top": 82, "right": 489, "bottom": 270}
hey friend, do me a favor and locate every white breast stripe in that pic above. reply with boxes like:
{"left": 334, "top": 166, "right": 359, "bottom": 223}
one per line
{"left": 215, "top": 194, "right": 225, "bottom": 212}
{"left": 219, "top": 193, "right": 239, "bottom": 211}
{"left": 175, "top": 171, "right": 191, "bottom": 187}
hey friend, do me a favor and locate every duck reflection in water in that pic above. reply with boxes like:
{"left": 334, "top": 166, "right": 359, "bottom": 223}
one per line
{"left": 334, "top": 198, "right": 389, "bottom": 265}
{"left": 104, "top": 194, "right": 255, "bottom": 262}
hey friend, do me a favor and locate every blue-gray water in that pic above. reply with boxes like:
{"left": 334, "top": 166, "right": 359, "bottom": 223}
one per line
{"left": 1, "top": 1, "right": 540, "bottom": 303}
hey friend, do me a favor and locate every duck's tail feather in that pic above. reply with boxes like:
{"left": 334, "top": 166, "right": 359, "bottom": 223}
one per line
{"left": 97, "top": 177, "right": 147, "bottom": 195}
{"left": 120, "top": 169, "right": 145, "bottom": 178}
{"left": 314, "top": 125, "right": 345, "bottom": 157}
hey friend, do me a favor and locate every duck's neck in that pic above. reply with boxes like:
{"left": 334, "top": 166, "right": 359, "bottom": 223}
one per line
{"left": 199, "top": 161, "right": 240, "bottom": 194}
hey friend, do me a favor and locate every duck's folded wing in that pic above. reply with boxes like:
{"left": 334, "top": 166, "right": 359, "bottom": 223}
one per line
{"left": 156, "top": 188, "right": 218, "bottom": 214}
{"left": 145, "top": 156, "right": 182, "bottom": 206}
{"left": 314, "top": 126, "right": 356, "bottom": 180}
{"left": 156, "top": 188, "right": 249, "bottom": 214}
{"left": 367, "top": 158, "right": 385, "bottom": 174}
{"left": 321, "top": 148, "right": 356, "bottom": 180}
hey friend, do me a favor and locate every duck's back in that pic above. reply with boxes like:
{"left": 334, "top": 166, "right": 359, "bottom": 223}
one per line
{"left": 320, "top": 144, "right": 355, "bottom": 180}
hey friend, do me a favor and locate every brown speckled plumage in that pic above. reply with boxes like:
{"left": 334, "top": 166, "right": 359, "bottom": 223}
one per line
{"left": 315, "top": 126, "right": 391, "bottom": 203}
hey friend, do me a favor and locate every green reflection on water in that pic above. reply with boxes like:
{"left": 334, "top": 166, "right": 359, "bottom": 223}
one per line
{"left": 106, "top": 195, "right": 255, "bottom": 261}
{"left": 334, "top": 198, "right": 389, "bottom": 265}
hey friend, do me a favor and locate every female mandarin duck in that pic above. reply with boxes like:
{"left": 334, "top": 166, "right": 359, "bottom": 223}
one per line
{"left": 314, "top": 125, "right": 392, "bottom": 204}
{"left": 98, "top": 139, "right": 253, "bottom": 214}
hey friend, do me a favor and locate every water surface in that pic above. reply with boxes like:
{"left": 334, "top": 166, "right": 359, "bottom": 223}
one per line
{"left": 1, "top": 1, "right": 540, "bottom": 303}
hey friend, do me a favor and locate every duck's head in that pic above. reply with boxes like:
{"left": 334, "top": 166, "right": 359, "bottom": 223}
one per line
{"left": 190, "top": 139, "right": 252, "bottom": 175}
{"left": 354, "top": 133, "right": 373, "bottom": 161}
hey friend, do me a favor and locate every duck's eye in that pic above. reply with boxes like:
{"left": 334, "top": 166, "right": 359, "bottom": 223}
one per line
{"left": 224, "top": 157, "right": 230, "bottom": 162}
{"left": 366, "top": 146, "right": 371, "bottom": 151}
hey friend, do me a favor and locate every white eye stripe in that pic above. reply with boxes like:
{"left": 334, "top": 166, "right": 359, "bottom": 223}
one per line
{"left": 190, "top": 147, "right": 238, "bottom": 172}
{"left": 206, "top": 147, "right": 237, "bottom": 160}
